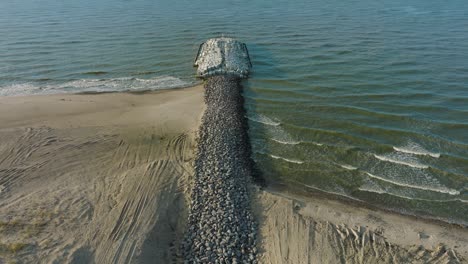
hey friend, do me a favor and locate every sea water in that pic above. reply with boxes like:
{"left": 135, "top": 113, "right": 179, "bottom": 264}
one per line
{"left": 1, "top": 0, "right": 467, "bottom": 224}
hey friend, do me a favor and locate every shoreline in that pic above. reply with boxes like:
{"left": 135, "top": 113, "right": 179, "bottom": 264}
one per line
{"left": 253, "top": 186, "right": 467, "bottom": 263}
{"left": 0, "top": 85, "right": 466, "bottom": 263}
{"left": 258, "top": 184, "right": 468, "bottom": 245}
{"left": 268, "top": 180, "right": 468, "bottom": 229}
{"left": 2, "top": 86, "right": 464, "bottom": 229}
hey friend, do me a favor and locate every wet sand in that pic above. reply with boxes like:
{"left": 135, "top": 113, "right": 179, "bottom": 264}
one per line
{"left": 0, "top": 86, "right": 467, "bottom": 263}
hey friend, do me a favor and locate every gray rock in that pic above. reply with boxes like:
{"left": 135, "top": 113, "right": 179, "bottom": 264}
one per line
{"left": 182, "top": 75, "right": 258, "bottom": 263}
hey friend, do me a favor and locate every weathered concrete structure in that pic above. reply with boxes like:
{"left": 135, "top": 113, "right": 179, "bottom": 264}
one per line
{"left": 194, "top": 37, "right": 252, "bottom": 79}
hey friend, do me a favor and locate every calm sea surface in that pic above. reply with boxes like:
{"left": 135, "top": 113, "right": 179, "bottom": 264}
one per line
{"left": 1, "top": 0, "right": 467, "bottom": 224}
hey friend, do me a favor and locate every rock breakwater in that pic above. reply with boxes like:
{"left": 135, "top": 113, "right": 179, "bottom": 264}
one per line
{"left": 182, "top": 75, "right": 258, "bottom": 263}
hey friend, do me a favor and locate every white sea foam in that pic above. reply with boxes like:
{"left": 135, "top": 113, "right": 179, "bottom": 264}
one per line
{"left": 364, "top": 172, "right": 460, "bottom": 195}
{"left": 271, "top": 138, "right": 301, "bottom": 145}
{"left": 0, "top": 76, "right": 191, "bottom": 96}
{"left": 254, "top": 151, "right": 304, "bottom": 164}
{"left": 359, "top": 187, "right": 467, "bottom": 203}
{"left": 393, "top": 143, "right": 440, "bottom": 158}
{"left": 338, "top": 164, "right": 358, "bottom": 170}
{"left": 358, "top": 186, "right": 386, "bottom": 195}
{"left": 374, "top": 154, "right": 429, "bottom": 169}
{"left": 0, "top": 83, "right": 38, "bottom": 97}
{"left": 270, "top": 154, "right": 304, "bottom": 164}
{"left": 247, "top": 114, "right": 280, "bottom": 126}
{"left": 265, "top": 123, "right": 305, "bottom": 147}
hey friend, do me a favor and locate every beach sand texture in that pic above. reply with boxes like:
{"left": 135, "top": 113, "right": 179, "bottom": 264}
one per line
{"left": 254, "top": 189, "right": 468, "bottom": 263}
{"left": 0, "top": 86, "right": 467, "bottom": 263}
{"left": 0, "top": 86, "right": 204, "bottom": 263}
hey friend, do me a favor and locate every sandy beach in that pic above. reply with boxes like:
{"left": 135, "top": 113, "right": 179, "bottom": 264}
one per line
{"left": 0, "top": 86, "right": 203, "bottom": 263}
{"left": 0, "top": 86, "right": 467, "bottom": 263}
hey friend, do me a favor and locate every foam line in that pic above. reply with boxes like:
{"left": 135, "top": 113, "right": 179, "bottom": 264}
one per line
{"left": 338, "top": 164, "right": 358, "bottom": 170}
{"left": 296, "top": 182, "right": 362, "bottom": 202}
{"left": 358, "top": 187, "right": 467, "bottom": 203}
{"left": 364, "top": 172, "right": 460, "bottom": 195}
{"left": 246, "top": 114, "right": 280, "bottom": 126}
{"left": 270, "top": 154, "right": 304, "bottom": 164}
{"left": 271, "top": 138, "right": 301, "bottom": 145}
{"left": 393, "top": 146, "right": 440, "bottom": 158}
{"left": 374, "top": 154, "right": 428, "bottom": 169}
{"left": 0, "top": 76, "right": 191, "bottom": 96}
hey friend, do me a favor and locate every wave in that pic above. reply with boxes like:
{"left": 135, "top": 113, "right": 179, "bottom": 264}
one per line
{"left": 338, "top": 164, "right": 358, "bottom": 170}
{"left": 254, "top": 151, "right": 304, "bottom": 164}
{"left": 264, "top": 122, "right": 306, "bottom": 147}
{"left": 373, "top": 154, "right": 428, "bottom": 169}
{"left": 269, "top": 154, "right": 304, "bottom": 164}
{"left": 393, "top": 143, "right": 440, "bottom": 158}
{"left": 0, "top": 76, "right": 192, "bottom": 96}
{"left": 306, "top": 141, "right": 324, "bottom": 146}
{"left": 271, "top": 138, "right": 301, "bottom": 145}
{"left": 246, "top": 114, "right": 280, "bottom": 126}
{"left": 358, "top": 187, "right": 467, "bottom": 203}
{"left": 364, "top": 172, "right": 460, "bottom": 195}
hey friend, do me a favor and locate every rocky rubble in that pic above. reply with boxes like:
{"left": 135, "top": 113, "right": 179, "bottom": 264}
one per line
{"left": 182, "top": 75, "right": 258, "bottom": 263}
{"left": 194, "top": 38, "right": 251, "bottom": 79}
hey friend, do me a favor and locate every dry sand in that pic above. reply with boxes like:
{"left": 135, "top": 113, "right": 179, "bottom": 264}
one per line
{"left": 0, "top": 86, "right": 467, "bottom": 263}
{"left": 0, "top": 86, "right": 204, "bottom": 263}
{"left": 253, "top": 187, "right": 468, "bottom": 263}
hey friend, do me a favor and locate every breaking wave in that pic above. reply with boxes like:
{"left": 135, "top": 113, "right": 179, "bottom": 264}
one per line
{"left": 246, "top": 114, "right": 281, "bottom": 126}
{"left": 393, "top": 142, "right": 440, "bottom": 158}
{"left": 374, "top": 154, "right": 429, "bottom": 169}
{"left": 271, "top": 138, "right": 301, "bottom": 145}
{"left": 0, "top": 76, "right": 192, "bottom": 96}
{"left": 269, "top": 154, "right": 304, "bottom": 164}
{"left": 338, "top": 164, "right": 358, "bottom": 170}
{"left": 358, "top": 186, "right": 467, "bottom": 204}
{"left": 364, "top": 172, "right": 460, "bottom": 195}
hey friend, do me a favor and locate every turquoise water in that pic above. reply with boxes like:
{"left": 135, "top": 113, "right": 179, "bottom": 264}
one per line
{"left": 1, "top": 0, "right": 467, "bottom": 224}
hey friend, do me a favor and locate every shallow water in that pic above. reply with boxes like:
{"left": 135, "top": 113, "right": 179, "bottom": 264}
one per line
{"left": 1, "top": 0, "right": 467, "bottom": 223}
